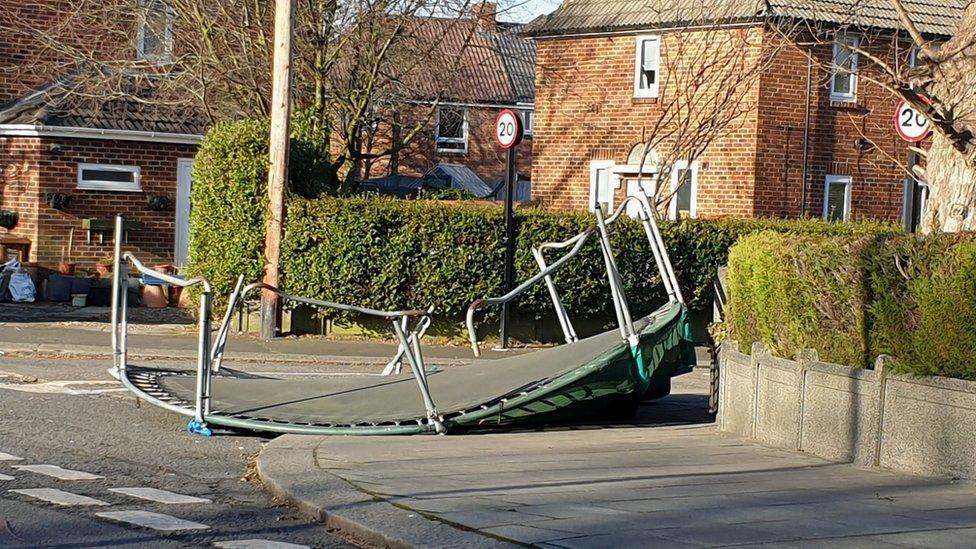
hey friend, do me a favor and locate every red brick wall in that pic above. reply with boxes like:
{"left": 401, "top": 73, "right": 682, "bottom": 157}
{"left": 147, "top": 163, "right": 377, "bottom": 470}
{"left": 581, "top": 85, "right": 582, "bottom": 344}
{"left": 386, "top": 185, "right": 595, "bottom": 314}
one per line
{"left": 365, "top": 104, "right": 532, "bottom": 187}
{"left": 755, "top": 33, "right": 913, "bottom": 221}
{"left": 0, "top": 137, "right": 42, "bottom": 248}
{"left": 532, "top": 26, "right": 914, "bottom": 221}
{"left": 0, "top": 136, "right": 197, "bottom": 269}
{"left": 531, "top": 29, "right": 762, "bottom": 214}
{"left": 1, "top": 0, "right": 135, "bottom": 103}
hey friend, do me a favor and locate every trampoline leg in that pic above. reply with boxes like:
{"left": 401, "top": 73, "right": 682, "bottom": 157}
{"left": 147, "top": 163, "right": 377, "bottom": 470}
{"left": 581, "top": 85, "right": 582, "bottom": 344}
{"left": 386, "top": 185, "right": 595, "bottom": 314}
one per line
{"left": 392, "top": 319, "right": 445, "bottom": 434}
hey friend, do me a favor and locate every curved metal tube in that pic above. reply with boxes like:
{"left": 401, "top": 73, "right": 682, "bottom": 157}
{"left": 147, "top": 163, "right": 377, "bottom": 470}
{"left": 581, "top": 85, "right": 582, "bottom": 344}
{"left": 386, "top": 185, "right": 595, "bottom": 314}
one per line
{"left": 466, "top": 227, "right": 595, "bottom": 356}
{"left": 239, "top": 282, "right": 429, "bottom": 320}
{"left": 124, "top": 252, "right": 213, "bottom": 293}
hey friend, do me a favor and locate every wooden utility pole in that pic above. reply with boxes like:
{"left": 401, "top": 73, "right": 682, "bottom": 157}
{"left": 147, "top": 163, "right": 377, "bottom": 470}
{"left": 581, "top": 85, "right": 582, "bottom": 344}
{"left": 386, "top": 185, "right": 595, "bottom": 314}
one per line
{"left": 260, "top": 0, "right": 295, "bottom": 340}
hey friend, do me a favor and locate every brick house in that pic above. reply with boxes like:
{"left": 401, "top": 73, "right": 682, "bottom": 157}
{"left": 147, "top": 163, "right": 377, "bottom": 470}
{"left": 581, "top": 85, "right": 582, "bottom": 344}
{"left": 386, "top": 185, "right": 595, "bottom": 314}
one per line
{"left": 524, "top": 0, "right": 962, "bottom": 227}
{"left": 0, "top": 1, "right": 204, "bottom": 272}
{"left": 363, "top": 3, "right": 536, "bottom": 195}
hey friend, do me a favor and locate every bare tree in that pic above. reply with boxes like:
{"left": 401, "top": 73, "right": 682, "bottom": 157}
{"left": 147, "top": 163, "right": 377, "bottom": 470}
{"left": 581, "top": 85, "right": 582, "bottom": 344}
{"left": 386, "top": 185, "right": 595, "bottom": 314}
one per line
{"left": 766, "top": 0, "right": 976, "bottom": 233}
{"left": 0, "top": 0, "right": 513, "bottom": 189}
{"left": 620, "top": 7, "right": 794, "bottom": 217}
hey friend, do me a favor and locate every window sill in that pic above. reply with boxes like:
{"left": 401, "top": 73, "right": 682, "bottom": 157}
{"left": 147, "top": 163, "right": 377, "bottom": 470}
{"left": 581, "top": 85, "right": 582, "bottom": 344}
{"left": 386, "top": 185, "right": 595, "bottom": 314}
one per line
{"left": 829, "top": 98, "right": 865, "bottom": 111}
{"left": 76, "top": 185, "right": 143, "bottom": 193}
{"left": 435, "top": 148, "right": 468, "bottom": 155}
{"left": 632, "top": 96, "right": 659, "bottom": 104}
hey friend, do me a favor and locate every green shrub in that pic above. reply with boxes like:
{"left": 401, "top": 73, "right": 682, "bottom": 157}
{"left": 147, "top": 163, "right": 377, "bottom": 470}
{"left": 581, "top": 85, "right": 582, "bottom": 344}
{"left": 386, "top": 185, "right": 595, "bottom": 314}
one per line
{"left": 868, "top": 234, "right": 976, "bottom": 380}
{"left": 186, "top": 115, "right": 335, "bottom": 305}
{"left": 726, "top": 231, "right": 880, "bottom": 366}
{"left": 727, "top": 230, "right": 976, "bottom": 380}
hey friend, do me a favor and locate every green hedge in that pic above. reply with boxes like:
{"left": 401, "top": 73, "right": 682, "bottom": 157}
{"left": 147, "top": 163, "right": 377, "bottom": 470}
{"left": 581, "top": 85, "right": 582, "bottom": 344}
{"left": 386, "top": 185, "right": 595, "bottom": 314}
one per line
{"left": 186, "top": 115, "right": 334, "bottom": 307}
{"left": 272, "top": 197, "right": 893, "bottom": 322}
{"left": 726, "top": 232, "right": 879, "bottom": 367}
{"left": 868, "top": 234, "right": 976, "bottom": 380}
{"left": 726, "top": 231, "right": 976, "bottom": 380}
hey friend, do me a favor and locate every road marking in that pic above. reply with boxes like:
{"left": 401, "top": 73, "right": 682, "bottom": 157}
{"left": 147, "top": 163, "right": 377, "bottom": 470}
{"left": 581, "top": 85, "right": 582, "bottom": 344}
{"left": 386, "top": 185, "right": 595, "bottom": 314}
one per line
{"left": 109, "top": 487, "right": 211, "bottom": 504}
{"left": 0, "top": 473, "right": 13, "bottom": 481}
{"left": 96, "top": 510, "right": 209, "bottom": 532}
{"left": 214, "top": 540, "right": 310, "bottom": 549}
{"left": 10, "top": 488, "right": 109, "bottom": 506}
{"left": 0, "top": 452, "right": 23, "bottom": 461}
{"left": 0, "top": 380, "right": 125, "bottom": 395}
{"left": 12, "top": 464, "right": 102, "bottom": 480}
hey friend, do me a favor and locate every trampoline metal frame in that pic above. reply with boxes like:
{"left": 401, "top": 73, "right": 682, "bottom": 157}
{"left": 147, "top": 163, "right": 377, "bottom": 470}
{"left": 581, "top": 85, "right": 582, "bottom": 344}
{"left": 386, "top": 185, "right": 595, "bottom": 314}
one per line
{"left": 109, "top": 215, "right": 446, "bottom": 435}
{"left": 466, "top": 192, "right": 682, "bottom": 356}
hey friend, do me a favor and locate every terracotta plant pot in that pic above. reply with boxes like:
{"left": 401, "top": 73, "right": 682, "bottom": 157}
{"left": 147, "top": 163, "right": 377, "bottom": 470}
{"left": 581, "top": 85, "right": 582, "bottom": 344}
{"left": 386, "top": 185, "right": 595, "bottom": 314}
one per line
{"left": 141, "top": 285, "right": 169, "bottom": 308}
{"left": 152, "top": 264, "right": 174, "bottom": 275}
{"left": 56, "top": 262, "right": 76, "bottom": 276}
{"left": 95, "top": 263, "right": 112, "bottom": 277}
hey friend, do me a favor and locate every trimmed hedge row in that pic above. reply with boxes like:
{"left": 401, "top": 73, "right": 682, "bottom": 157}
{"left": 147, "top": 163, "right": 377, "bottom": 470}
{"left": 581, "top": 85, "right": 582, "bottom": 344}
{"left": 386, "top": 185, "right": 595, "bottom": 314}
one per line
{"left": 191, "top": 192, "right": 894, "bottom": 325}
{"left": 726, "top": 231, "right": 976, "bottom": 380}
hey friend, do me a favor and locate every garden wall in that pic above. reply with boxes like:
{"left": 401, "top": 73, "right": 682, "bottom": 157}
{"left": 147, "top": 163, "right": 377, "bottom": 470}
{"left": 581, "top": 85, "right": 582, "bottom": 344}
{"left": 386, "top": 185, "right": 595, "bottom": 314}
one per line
{"left": 718, "top": 341, "right": 976, "bottom": 480}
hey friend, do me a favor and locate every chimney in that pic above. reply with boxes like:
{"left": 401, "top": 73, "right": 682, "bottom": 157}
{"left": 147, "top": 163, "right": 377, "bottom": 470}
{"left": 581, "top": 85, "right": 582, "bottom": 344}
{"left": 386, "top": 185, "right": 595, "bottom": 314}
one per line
{"left": 471, "top": 2, "right": 497, "bottom": 32}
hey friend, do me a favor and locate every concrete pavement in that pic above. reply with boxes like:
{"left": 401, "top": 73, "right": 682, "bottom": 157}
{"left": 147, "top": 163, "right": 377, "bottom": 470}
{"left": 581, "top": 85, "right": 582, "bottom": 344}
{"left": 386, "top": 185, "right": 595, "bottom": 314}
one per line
{"left": 0, "top": 320, "right": 515, "bottom": 365}
{"left": 258, "top": 370, "right": 976, "bottom": 548}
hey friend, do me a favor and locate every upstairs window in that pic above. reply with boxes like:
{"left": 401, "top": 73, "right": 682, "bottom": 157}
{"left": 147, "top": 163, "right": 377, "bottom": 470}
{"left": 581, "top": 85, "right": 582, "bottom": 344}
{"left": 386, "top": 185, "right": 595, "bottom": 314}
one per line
{"left": 634, "top": 36, "right": 661, "bottom": 98}
{"left": 823, "top": 175, "right": 852, "bottom": 222}
{"left": 435, "top": 106, "right": 467, "bottom": 153}
{"left": 138, "top": 0, "right": 174, "bottom": 63}
{"left": 830, "top": 34, "right": 860, "bottom": 102}
{"left": 77, "top": 163, "right": 142, "bottom": 192}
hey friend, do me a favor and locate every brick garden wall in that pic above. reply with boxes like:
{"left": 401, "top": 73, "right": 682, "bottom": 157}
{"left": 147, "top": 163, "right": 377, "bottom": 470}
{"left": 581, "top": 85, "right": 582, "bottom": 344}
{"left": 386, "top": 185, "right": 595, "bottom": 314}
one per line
{"left": 364, "top": 104, "right": 533, "bottom": 187}
{"left": 531, "top": 28, "right": 763, "bottom": 214}
{"left": 755, "top": 33, "right": 913, "bottom": 221}
{"left": 0, "top": 136, "right": 196, "bottom": 269}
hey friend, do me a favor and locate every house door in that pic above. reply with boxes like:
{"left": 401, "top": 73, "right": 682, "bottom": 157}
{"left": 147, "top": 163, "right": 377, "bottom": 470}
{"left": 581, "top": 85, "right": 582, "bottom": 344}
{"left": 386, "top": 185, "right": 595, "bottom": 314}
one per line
{"left": 175, "top": 159, "right": 193, "bottom": 268}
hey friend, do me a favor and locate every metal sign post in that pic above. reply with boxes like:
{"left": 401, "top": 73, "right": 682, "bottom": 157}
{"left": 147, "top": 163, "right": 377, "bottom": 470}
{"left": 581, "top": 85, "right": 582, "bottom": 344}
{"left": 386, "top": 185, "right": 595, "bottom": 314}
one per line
{"left": 496, "top": 109, "right": 524, "bottom": 350}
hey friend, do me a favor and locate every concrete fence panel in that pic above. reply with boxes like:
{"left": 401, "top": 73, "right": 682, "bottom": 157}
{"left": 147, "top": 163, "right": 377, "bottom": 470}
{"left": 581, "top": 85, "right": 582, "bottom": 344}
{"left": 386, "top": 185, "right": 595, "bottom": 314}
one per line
{"left": 717, "top": 341, "right": 976, "bottom": 480}
{"left": 881, "top": 374, "right": 976, "bottom": 479}
{"left": 717, "top": 342, "right": 756, "bottom": 438}
{"left": 800, "top": 362, "right": 881, "bottom": 466}
{"left": 754, "top": 349, "right": 802, "bottom": 450}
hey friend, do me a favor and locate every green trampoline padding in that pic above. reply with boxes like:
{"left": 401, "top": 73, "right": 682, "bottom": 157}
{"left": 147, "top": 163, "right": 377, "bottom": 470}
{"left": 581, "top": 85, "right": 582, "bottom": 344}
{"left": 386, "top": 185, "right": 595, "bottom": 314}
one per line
{"left": 125, "top": 301, "right": 694, "bottom": 434}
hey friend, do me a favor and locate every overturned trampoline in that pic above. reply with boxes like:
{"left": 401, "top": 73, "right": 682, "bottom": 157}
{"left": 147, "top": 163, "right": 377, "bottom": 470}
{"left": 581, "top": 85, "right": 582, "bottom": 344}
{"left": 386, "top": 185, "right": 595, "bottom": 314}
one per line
{"left": 109, "top": 192, "right": 695, "bottom": 436}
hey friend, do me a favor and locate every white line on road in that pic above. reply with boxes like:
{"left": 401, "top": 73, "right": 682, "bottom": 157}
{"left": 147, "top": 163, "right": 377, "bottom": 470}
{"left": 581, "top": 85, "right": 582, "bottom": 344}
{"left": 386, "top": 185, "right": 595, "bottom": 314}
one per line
{"left": 0, "top": 452, "right": 23, "bottom": 460}
{"left": 109, "top": 487, "right": 212, "bottom": 504}
{"left": 10, "top": 488, "right": 110, "bottom": 506}
{"left": 96, "top": 510, "right": 209, "bottom": 532}
{"left": 214, "top": 540, "right": 310, "bottom": 549}
{"left": 12, "top": 464, "right": 103, "bottom": 480}
{"left": 0, "top": 380, "right": 126, "bottom": 395}
{"left": 0, "top": 473, "right": 13, "bottom": 481}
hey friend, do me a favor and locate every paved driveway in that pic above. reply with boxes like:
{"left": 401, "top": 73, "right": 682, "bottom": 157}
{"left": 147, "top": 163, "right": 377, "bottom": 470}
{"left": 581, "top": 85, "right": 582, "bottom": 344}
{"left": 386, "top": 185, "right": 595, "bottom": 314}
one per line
{"left": 299, "top": 370, "right": 976, "bottom": 547}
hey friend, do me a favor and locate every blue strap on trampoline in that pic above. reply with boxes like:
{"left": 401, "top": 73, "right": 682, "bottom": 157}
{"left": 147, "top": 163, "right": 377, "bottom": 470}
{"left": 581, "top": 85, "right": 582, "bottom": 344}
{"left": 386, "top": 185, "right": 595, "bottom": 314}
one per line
{"left": 186, "top": 419, "right": 213, "bottom": 437}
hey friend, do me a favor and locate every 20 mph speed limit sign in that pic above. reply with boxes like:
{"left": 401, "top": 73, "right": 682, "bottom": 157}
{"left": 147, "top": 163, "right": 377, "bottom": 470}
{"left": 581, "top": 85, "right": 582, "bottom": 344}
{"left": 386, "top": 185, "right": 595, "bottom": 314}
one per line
{"left": 895, "top": 99, "right": 933, "bottom": 143}
{"left": 495, "top": 109, "right": 523, "bottom": 149}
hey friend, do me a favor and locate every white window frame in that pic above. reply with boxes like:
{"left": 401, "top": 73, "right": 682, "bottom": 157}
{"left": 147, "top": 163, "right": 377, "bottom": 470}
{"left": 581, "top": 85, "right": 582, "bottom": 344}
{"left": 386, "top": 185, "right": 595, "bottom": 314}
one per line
{"left": 77, "top": 163, "right": 142, "bottom": 192}
{"left": 633, "top": 35, "right": 662, "bottom": 99}
{"left": 908, "top": 45, "right": 919, "bottom": 90}
{"left": 137, "top": 0, "right": 174, "bottom": 63}
{"left": 830, "top": 34, "right": 860, "bottom": 102}
{"left": 823, "top": 175, "right": 852, "bottom": 221}
{"left": 521, "top": 109, "right": 534, "bottom": 136}
{"left": 589, "top": 160, "right": 617, "bottom": 213}
{"left": 435, "top": 106, "right": 468, "bottom": 154}
{"left": 668, "top": 160, "right": 698, "bottom": 220}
